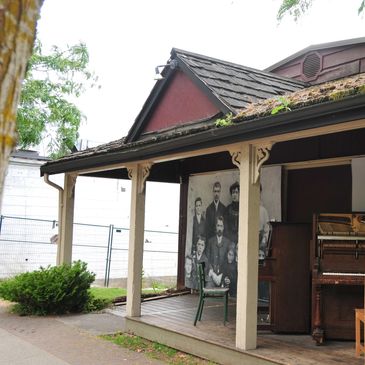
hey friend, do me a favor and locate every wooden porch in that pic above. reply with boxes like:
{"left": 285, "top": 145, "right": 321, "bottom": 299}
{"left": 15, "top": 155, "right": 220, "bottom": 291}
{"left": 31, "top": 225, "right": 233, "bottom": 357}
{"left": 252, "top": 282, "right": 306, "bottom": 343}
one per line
{"left": 109, "top": 294, "right": 362, "bottom": 365}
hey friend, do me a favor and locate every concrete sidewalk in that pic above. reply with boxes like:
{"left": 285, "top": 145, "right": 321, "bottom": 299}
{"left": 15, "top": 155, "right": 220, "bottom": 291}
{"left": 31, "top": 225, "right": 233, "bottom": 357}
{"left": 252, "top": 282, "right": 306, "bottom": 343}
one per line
{"left": 0, "top": 301, "right": 164, "bottom": 365}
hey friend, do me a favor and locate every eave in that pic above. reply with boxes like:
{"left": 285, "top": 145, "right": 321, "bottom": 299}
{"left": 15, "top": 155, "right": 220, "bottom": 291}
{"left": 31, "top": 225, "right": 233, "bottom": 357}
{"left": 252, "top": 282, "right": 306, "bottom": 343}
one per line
{"left": 40, "top": 93, "right": 365, "bottom": 176}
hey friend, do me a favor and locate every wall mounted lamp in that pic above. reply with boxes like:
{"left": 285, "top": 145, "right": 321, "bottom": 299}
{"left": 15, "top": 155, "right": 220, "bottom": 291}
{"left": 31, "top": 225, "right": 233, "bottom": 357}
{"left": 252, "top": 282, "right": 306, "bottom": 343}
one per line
{"left": 154, "top": 59, "right": 178, "bottom": 80}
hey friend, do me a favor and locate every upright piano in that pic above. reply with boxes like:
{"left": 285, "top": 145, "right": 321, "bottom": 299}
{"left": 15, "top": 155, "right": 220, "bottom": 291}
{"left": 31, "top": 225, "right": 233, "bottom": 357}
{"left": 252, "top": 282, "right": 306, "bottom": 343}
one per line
{"left": 311, "top": 213, "right": 365, "bottom": 344}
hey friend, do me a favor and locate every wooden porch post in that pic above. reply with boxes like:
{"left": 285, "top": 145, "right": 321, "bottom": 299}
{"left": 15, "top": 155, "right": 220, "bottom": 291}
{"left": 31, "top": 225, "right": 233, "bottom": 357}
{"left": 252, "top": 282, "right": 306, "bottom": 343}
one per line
{"left": 231, "top": 143, "right": 271, "bottom": 350}
{"left": 58, "top": 173, "right": 77, "bottom": 265}
{"left": 126, "top": 163, "right": 151, "bottom": 317}
{"left": 177, "top": 175, "right": 188, "bottom": 289}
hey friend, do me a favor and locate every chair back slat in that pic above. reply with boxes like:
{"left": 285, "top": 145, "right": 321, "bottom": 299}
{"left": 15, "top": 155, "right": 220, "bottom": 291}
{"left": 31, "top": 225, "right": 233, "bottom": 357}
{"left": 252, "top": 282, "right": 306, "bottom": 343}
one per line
{"left": 197, "top": 262, "right": 205, "bottom": 293}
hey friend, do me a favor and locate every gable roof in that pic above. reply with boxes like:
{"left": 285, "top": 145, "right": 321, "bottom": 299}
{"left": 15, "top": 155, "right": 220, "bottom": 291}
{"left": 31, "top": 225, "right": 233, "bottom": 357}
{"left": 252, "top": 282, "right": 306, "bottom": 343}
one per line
{"left": 173, "top": 48, "right": 307, "bottom": 110}
{"left": 126, "top": 48, "right": 307, "bottom": 142}
{"left": 265, "top": 37, "right": 365, "bottom": 72}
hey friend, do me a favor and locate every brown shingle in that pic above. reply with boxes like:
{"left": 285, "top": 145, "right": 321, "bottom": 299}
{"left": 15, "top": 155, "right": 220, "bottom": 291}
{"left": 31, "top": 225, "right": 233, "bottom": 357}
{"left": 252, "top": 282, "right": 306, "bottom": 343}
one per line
{"left": 174, "top": 48, "right": 307, "bottom": 113}
{"left": 234, "top": 73, "right": 365, "bottom": 122}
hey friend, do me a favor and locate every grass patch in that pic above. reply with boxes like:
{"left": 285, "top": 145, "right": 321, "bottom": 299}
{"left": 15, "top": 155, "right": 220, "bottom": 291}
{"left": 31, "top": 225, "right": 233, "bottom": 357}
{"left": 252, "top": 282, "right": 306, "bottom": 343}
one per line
{"left": 102, "top": 333, "right": 216, "bottom": 364}
{"left": 144, "top": 282, "right": 170, "bottom": 294}
{"left": 89, "top": 287, "right": 126, "bottom": 301}
{"left": 89, "top": 285, "right": 170, "bottom": 302}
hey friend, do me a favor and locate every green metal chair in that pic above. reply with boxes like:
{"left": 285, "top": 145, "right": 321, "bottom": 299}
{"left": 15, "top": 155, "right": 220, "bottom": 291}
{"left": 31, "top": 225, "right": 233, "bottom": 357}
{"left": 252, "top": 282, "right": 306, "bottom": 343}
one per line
{"left": 193, "top": 262, "right": 229, "bottom": 326}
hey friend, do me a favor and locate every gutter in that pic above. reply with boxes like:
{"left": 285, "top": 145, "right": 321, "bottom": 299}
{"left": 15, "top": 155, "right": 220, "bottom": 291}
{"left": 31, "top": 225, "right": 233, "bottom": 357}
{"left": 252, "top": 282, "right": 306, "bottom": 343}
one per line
{"left": 44, "top": 174, "right": 63, "bottom": 265}
{"left": 44, "top": 173, "right": 63, "bottom": 193}
{"left": 41, "top": 93, "right": 365, "bottom": 176}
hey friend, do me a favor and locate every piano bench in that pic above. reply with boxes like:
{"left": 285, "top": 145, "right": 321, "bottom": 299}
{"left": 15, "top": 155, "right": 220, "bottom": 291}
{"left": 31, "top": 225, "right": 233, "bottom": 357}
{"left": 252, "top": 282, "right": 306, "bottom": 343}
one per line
{"left": 355, "top": 308, "right": 364, "bottom": 357}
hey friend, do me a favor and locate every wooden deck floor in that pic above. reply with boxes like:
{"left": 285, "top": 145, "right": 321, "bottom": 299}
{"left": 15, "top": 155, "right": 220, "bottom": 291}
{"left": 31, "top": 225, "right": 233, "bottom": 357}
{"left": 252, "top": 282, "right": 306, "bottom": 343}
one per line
{"left": 110, "top": 294, "right": 363, "bottom": 365}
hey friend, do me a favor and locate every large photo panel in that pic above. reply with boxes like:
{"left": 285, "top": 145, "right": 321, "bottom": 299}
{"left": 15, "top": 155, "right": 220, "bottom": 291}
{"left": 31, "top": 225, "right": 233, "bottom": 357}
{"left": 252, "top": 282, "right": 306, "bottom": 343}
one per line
{"left": 185, "top": 169, "right": 239, "bottom": 292}
{"left": 184, "top": 167, "right": 281, "bottom": 292}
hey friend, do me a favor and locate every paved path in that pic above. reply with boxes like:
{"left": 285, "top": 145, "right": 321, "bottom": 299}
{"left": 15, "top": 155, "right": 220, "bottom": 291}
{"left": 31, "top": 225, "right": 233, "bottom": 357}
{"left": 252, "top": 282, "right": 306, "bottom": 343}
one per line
{"left": 0, "top": 301, "right": 164, "bottom": 365}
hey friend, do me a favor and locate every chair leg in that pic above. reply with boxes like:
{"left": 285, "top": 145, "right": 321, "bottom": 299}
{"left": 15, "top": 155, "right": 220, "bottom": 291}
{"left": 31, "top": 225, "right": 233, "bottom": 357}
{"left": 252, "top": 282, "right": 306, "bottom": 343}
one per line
{"left": 224, "top": 294, "right": 228, "bottom": 325}
{"left": 198, "top": 298, "right": 205, "bottom": 321}
{"left": 194, "top": 297, "right": 203, "bottom": 326}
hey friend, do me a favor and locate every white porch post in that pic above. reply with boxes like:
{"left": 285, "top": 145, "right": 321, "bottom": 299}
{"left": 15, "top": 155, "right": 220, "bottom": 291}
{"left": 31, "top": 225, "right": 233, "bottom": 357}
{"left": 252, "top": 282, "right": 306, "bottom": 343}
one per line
{"left": 231, "top": 143, "right": 272, "bottom": 350}
{"left": 58, "top": 173, "right": 77, "bottom": 265}
{"left": 126, "top": 163, "right": 151, "bottom": 317}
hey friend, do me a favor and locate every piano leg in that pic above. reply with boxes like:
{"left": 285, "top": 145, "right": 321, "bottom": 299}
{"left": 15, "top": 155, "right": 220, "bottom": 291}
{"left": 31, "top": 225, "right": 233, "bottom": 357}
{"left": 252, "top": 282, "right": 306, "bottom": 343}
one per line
{"left": 312, "top": 284, "right": 324, "bottom": 345}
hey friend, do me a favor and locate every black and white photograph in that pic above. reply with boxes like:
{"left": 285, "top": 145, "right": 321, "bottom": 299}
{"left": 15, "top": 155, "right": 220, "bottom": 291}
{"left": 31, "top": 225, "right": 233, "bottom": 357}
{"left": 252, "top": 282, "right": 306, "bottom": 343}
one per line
{"left": 184, "top": 167, "right": 281, "bottom": 292}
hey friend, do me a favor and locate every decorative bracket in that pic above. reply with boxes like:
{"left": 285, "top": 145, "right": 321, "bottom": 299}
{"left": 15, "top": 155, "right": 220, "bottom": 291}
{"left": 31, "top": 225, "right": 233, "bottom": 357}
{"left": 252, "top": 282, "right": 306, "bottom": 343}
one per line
{"left": 127, "top": 168, "right": 133, "bottom": 180}
{"left": 66, "top": 173, "right": 78, "bottom": 199}
{"left": 229, "top": 142, "right": 274, "bottom": 184}
{"left": 140, "top": 164, "right": 152, "bottom": 193}
{"left": 253, "top": 143, "right": 273, "bottom": 184}
{"left": 127, "top": 163, "right": 152, "bottom": 194}
{"left": 229, "top": 147, "right": 242, "bottom": 169}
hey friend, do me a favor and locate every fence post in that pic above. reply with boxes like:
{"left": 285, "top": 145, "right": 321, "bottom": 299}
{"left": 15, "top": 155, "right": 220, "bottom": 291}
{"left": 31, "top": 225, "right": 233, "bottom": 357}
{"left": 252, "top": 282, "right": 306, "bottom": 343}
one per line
{"left": 107, "top": 226, "right": 114, "bottom": 287}
{"left": 104, "top": 224, "right": 114, "bottom": 287}
{"left": 0, "top": 215, "right": 3, "bottom": 234}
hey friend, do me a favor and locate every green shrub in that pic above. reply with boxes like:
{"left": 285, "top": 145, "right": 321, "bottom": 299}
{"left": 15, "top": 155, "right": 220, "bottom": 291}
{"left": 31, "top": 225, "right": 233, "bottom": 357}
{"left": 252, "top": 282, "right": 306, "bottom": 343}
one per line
{"left": 0, "top": 261, "right": 95, "bottom": 315}
{"left": 83, "top": 295, "right": 111, "bottom": 313}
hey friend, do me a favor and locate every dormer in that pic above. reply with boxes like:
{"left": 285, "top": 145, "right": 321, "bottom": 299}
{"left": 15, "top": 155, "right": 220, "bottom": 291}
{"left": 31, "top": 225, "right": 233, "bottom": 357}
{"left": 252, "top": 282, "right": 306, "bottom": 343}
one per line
{"left": 266, "top": 37, "right": 365, "bottom": 84}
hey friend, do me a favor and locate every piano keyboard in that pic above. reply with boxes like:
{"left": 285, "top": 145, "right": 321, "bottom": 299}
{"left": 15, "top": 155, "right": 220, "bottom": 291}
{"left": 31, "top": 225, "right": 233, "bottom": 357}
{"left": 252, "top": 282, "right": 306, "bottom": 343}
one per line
{"left": 323, "top": 272, "right": 365, "bottom": 276}
{"left": 318, "top": 235, "right": 365, "bottom": 241}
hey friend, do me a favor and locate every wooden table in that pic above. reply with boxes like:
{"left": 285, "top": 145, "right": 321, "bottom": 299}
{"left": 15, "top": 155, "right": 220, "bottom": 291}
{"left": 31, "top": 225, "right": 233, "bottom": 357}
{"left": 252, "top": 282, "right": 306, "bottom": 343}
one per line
{"left": 355, "top": 308, "right": 364, "bottom": 356}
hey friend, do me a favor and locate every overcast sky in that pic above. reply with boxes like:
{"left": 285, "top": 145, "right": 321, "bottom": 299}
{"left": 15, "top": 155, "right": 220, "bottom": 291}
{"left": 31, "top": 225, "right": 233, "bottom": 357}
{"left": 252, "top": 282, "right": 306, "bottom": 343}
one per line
{"left": 36, "top": 0, "right": 365, "bottom": 148}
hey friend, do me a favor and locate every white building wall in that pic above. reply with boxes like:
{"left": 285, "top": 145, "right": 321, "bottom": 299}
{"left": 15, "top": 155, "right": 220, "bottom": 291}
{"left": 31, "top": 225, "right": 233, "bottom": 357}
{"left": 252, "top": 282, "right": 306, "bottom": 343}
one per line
{"left": 1, "top": 153, "right": 180, "bottom": 280}
{"left": 2, "top": 158, "right": 60, "bottom": 219}
{"left": 2, "top": 155, "right": 179, "bottom": 231}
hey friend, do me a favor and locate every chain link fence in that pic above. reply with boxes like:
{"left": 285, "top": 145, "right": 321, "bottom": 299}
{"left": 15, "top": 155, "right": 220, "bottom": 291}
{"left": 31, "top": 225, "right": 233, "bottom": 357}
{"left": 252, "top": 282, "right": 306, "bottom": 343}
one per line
{"left": 0, "top": 215, "right": 178, "bottom": 287}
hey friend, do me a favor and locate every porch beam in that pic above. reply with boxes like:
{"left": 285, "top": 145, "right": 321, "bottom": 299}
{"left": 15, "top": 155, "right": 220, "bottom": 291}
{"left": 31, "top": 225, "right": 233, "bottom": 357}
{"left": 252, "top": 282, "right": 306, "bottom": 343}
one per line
{"left": 93, "top": 118, "right": 365, "bottom": 167}
{"left": 126, "top": 163, "right": 151, "bottom": 317}
{"left": 74, "top": 162, "right": 126, "bottom": 176}
{"left": 44, "top": 118, "right": 365, "bottom": 178}
{"left": 58, "top": 173, "right": 77, "bottom": 265}
{"left": 233, "top": 143, "right": 271, "bottom": 350}
{"left": 250, "top": 118, "right": 365, "bottom": 147}
{"left": 146, "top": 117, "right": 364, "bottom": 166}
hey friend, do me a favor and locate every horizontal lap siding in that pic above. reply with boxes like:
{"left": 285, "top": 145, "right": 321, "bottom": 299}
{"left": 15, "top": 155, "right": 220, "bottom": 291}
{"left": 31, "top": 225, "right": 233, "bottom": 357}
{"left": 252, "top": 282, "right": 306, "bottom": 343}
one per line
{"left": 270, "top": 43, "right": 365, "bottom": 84}
{"left": 143, "top": 71, "right": 219, "bottom": 133}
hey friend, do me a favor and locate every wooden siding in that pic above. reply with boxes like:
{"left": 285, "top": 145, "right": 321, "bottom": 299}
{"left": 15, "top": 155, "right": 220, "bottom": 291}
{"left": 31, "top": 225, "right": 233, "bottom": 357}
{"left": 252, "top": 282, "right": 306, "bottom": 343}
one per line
{"left": 268, "top": 128, "right": 365, "bottom": 165}
{"left": 286, "top": 165, "right": 352, "bottom": 223}
{"left": 142, "top": 71, "right": 220, "bottom": 133}
{"left": 270, "top": 44, "right": 365, "bottom": 84}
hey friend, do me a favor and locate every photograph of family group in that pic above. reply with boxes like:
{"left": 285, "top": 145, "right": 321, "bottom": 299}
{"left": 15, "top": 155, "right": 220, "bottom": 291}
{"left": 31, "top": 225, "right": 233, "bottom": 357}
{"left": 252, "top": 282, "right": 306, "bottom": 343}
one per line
{"left": 184, "top": 167, "right": 282, "bottom": 296}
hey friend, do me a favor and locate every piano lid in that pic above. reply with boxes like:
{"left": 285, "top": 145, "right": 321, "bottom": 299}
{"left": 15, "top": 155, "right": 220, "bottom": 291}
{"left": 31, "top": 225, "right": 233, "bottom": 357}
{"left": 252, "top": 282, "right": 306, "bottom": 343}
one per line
{"left": 317, "top": 213, "right": 365, "bottom": 236}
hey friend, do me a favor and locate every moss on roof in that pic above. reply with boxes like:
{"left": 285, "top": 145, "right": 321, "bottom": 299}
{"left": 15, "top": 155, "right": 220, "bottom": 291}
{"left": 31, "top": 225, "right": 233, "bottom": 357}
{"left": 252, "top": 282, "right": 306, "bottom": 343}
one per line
{"left": 42, "top": 73, "right": 365, "bottom": 170}
{"left": 234, "top": 73, "right": 365, "bottom": 123}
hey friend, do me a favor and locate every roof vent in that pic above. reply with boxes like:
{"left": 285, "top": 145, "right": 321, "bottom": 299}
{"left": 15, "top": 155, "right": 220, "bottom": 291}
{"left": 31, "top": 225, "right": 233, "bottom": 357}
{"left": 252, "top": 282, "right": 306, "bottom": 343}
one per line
{"left": 303, "top": 53, "right": 321, "bottom": 79}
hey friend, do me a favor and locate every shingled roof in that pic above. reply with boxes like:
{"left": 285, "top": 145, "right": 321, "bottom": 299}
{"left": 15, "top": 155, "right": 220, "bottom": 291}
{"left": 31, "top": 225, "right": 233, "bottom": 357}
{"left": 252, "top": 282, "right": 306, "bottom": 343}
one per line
{"left": 40, "top": 72, "right": 365, "bottom": 176}
{"left": 172, "top": 48, "right": 307, "bottom": 111}
{"left": 234, "top": 73, "right": 365, "bottom": 122}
